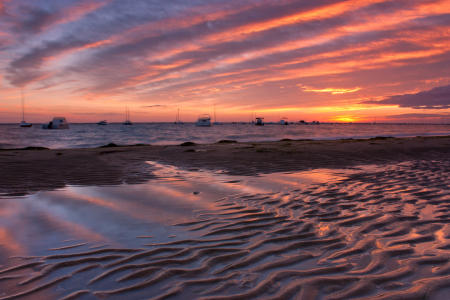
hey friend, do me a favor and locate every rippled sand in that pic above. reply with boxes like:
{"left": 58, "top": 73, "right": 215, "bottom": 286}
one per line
{"left": 0, "top": 137, "right": 450, "bottom": 300}
{"left": 1, "top": 137, "right": 450, "bottom": 299}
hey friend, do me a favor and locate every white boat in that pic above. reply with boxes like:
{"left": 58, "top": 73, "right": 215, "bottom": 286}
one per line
{"left": 20, "top": 121, "right": 32, "bottom": 127}
{"left": 255, "top": 117, "right": 264, "bottom": 126}
{"left": 174, "top": 109, "right": 184, "bottom": 124}
{"left": 19, "top": 90, "right": 32, "bottom": 127}
{"left": 213, "top": 104, "right": 222, "bottom": 125}
{"left": 195, "top": 114, "right": 212, "bottom": 127}
{"left": 42, "top": 117, "right": 69, "bottom": 129}
{"left": 277, "top": 117, "right": 289, "bottom": 125}
{"left": 123, "top": 107, "right": 132, "bottom": 125}
{"left": 97, "top": 120, "right": 108, "bottom": 125}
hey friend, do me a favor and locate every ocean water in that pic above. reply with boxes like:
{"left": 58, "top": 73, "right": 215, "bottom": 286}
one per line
{"left": 0, "top": 123, "right": 449, "bottom": 149}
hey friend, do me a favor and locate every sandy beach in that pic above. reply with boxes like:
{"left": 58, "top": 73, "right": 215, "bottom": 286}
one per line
{"left": 1, "top": 136, "right": 450, "bottom": 196}
{"left": 1, "top": 136, "right": 450, "bottom": 299}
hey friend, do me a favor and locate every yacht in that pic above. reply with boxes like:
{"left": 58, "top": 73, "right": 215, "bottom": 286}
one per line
{"left": 255, "top": 117, "right": 264, "bottom": 126}
{"left": 277, "top": 117, "right": 289, "bottom": 125}
{"left": 42, "top": 117, "right": 69, "bottom": 129}
{"left": 97, "top": 120, "right": 108, "bottom": 125}
{"left": 195, "top": 114, "right": 212, "bottom": 127}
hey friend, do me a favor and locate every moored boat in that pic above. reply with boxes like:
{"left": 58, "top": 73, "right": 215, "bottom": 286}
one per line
{"left": 277, "top": 117, "right": 289, "bottom": 125}
{"left": 174, "top": 109, "right": 184, "bottom": 124}
{"left": 255, "top": 117, "right": 264, "bottom": 126}
{"left": 19, "top": 90, "right": 32, "bottom": 127}
{"left": 212, "top": 104, "right": 222, "bottom": 125}
{"left": 123, "top": 107, "right": 132, "bottom": 125}
{"left": 20, "top": 121, "right": 32, "bottom": 127}
{"left": 195, "top": 114, "right": 212, "bottom": 127}
{"left": 42, "top": 117, "right": 69, "bottom": 129}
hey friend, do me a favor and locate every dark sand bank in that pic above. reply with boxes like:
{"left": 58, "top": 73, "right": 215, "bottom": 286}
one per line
{"left": 0, "top": 136, "right": 450, "bottom": 196}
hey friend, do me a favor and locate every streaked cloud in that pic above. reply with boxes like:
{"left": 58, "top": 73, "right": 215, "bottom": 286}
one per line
{"left": 142, "top": 105, "right": 167, "bottom": 108}
{"left": 73, "top": 112, "right": 122, "bottom": 115}
{"left": 297, "top": 84, "right": 361, "bottom": 95}
{"left": 0, "top": 0, "right": 449, "bottom": 122}
{"left": 363, "top": 85, "right": 450, "bottom": 109}
{"left": 385, "top": 113, "right": 450, "bottom": 119}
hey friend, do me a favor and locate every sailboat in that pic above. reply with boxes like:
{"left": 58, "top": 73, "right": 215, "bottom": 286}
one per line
{"left": 212, "top": 104, "right": 222, "bottom": 125}
{"left": 19, "top": 90, "right": 32, "bottom": 127}
{"left": 123, "top": 107, "right": 132, "bottom": 125}
{"left": 174, "top": 109, "right": 184, "bottom": 124}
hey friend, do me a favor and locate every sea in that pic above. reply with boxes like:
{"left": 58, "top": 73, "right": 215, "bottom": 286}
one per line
{"left": 1, "top": 123, "right": 450, "bottom": 149}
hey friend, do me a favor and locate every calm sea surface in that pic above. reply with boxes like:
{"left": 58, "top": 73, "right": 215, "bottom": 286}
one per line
{"left": 0, "top": 123, "right": 449, "bottom": 149}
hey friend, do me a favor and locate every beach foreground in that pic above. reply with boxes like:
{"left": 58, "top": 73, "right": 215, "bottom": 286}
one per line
{"left": 1, "top": 136, "right": 450, "bottom": 196}
{"left": 0, "top": 136, "right": 450, "bottom": 299}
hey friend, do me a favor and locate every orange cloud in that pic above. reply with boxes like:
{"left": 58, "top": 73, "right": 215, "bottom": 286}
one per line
{"left": 297, "top": 85, "right": 361, "bottom": 94}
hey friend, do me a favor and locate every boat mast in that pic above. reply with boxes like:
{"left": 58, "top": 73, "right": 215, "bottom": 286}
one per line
{"left": 21, "top": 89, "right": 25, "bottom": 122}
{"left": 214, "top": 104, "right": 216, "bottom": 123}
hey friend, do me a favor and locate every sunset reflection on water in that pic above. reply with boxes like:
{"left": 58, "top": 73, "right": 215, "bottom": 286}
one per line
{"left": 0, "top": 163, "right": 345, "bottom": 266}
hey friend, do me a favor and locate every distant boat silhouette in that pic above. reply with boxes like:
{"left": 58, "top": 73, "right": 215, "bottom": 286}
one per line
{"left": 277, "top": 117, "right": 289, "bottom": 125}
{"left": 213, "top": 104, "right": 222, "bottom": 125}
{"left": 174, "top": 109, "right": 184, "bottom": 124}
{"left": 255, "top": 117, "right": 264, "bottom": 126}
{"left": 123, "top": 107, "right": 132, "bottom": 125}
{"left": 195, "top": 114, "right": 212, "bottom": 127}
{"left": 42, "top": 117, "right": 69, "bottom": 129}
{"left": 97, "top": 120, "right": 108, "bottom": 125}
{"left": 19, "top": 90, "right": 32, "bottom": 127}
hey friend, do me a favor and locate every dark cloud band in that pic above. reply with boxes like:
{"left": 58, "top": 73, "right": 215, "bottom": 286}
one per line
{"left": 363, "top": 85, "right": 450, "bottom": 110}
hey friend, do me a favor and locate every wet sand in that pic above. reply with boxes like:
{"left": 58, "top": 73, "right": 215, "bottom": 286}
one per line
{"left": 0, "top": 136, "right": 450, "bottom": 299}
{"left": 1, "top": 136, "right": 450, "bottom": 196}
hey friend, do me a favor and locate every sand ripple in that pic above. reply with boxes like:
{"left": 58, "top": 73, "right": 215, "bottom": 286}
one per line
{"left": 2, "top": 158, "right": 450, "bottom": 299}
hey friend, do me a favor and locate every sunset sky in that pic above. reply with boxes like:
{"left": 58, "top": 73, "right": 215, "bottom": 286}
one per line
{"left": 1, "top": 0, "right": 450, "bottom": 123}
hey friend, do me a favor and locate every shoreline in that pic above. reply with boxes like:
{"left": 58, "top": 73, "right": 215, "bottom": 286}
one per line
{"left": 1, "top": 135, "right": 449, "bottom": 196}
{"left": 2, "top": 132, "right": 450, "bottom": 150}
